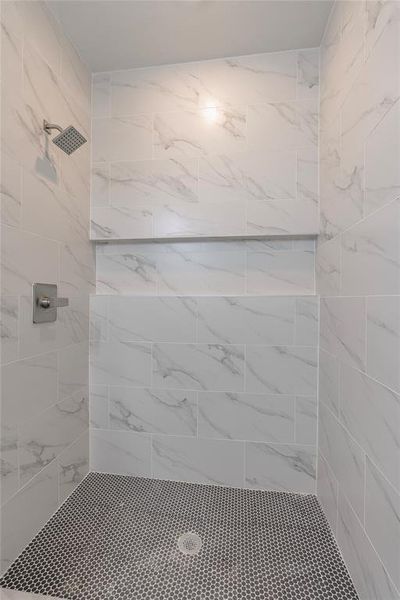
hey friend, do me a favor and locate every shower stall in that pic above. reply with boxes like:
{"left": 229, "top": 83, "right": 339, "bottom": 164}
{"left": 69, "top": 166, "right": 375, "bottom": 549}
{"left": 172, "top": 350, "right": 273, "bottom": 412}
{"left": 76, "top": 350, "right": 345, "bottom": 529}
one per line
{"left": 1, "top": 1, "right": 399, "bottom": 599}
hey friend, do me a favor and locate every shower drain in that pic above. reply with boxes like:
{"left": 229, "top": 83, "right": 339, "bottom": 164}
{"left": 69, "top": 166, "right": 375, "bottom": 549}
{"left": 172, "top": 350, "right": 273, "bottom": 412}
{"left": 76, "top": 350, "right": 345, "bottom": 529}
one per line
{"left": 177, "top": 532, "right": 203, "bottom": 556}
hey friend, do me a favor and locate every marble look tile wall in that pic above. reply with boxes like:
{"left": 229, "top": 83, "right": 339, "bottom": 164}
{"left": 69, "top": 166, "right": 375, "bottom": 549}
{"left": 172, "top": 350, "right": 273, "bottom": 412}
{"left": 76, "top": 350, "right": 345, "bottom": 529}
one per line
{"left": 90, "top": 49, "right": 320, "bottom": 240}
{"left": 317, "top": 2, "right": 400, "bottom": 599}
{"left": 95, "top": 238, "right": 316, "bottom": 296}
{"left": 89, "top": 292, "right": 319, "bottom": 494}
{"left": 0, "top": 1, "right": 94, "bottom": 574}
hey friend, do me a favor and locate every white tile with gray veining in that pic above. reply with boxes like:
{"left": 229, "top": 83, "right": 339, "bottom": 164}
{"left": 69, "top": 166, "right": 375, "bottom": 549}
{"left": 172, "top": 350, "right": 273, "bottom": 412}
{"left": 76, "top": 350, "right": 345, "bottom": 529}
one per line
{"left": 111, "top": 63, "right": 200, "bottom": 115}
{"left": 197, "top": 51, "right": 298, "bottom": 107}
{"left": 157, "top": 248, "right": 246, "bottom": 296}
{"left": 58, "top": 430, "right": 89, "bottom": 502}
{"left": 318, "top": 348, "right": 339, "bottom": 417}
{"left": 96, "top": 252, "right": 158, "bottom": 295}
{"left": 319, "top": 402, "right": 365, "bottom": 523}
{"left": 198, "top": 392, "right": 295, "bottom": 443}
{"left": 295, "top": 397, "right": 317, "bottom": 445}
{"left": 91, "top": 206, "right": 153, "bottom": 240}
{"left": 246, "top": 197, "right": 318, "bottom": 237}
{"left": 340, "top": 363, "right": 400, "bottom": 492}
{"left": 110, "top": 387, "right": 197, "bottom": 436}
{"left": 90, "top": 340, "right": 151, "bottom": 387}
{"left": 109, "top": 158, "right": 199, "bottom": 208}
{"left": 19, "top": 390, "right": 88, "bottom": 486}
{"left": 246, "top": 345, "right": 317, "bottom": 396}
{"left": 152, "top": 343, "right": 245, "bottom": 392}
{"left": 246, "top": 248, "right": 315, "bottom": 295}
{"left": 365, "top": 457, "right": 400, "bottom": 590}
{"left": 89, "top": 384, "right": 109, "bottom": 429}
{"left": 1, "top": 461, "right": 59, "bottom": 575}
{"left": 245, "top": 442, "right": 316, "bottom": 494}
{"left": 0, "top": 296, "right": 18, "bottom": 365}
{"left": 90, "top": 429, "right": 151, "bottom": 477}
{"left": 154, "top": 200, "right": 245, "bottom": 238}
{"left": 338, "top": 491, "right": 400, "bottom": 600}
{"left": 197, "top": 296, "right": 295, "bottom": 345}
{"left": 367, "top": 296, "right": 400, "bottom": 393}
{"left": 320, "top": 297, "right": 366, "bottom": 370}
{"left": 108, "top": 296, "right": 197, "bottom": 342}
{"left": 297, "top": 49, "right": 319, "bottom": 99}
{"left": 317, "top": 454, "right": 339, "bottom": 535}
{"left": 92, "top": 115, "right": 153, "bottom": 163}
{"left": 152, "top": 435, "right": 244, "bottom": 487}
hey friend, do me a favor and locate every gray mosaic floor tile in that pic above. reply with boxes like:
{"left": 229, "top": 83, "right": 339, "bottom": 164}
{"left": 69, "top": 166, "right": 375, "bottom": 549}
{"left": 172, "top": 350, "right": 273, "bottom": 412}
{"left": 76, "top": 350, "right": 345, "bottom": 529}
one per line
{"left": 1, "top": 472, "right": 358, "bottom": 599}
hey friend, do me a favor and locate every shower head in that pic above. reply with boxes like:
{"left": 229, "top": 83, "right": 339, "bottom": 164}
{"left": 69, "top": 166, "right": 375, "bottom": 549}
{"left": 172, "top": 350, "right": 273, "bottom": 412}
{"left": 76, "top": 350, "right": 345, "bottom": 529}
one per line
{"left": 43, "top": 120, "right": 87, "bottom": 155}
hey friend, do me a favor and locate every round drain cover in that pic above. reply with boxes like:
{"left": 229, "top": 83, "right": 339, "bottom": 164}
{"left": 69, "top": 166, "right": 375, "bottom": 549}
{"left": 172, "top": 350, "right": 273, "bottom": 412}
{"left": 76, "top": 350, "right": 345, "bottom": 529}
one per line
{"left": 177, "top": 532, "right": 202, "bottom": 556}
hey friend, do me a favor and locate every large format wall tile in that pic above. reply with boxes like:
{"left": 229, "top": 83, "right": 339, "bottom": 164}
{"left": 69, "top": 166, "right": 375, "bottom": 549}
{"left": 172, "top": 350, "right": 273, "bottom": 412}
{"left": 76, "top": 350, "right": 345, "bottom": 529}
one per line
{"left": 340, "top": 363, "right": 400, "bottom": 492}
{"left": 109, "top": 158, "right": 198, "bottom": 208}
{"left": 317, "top": 4, "right": 400, "bottom": 595}
{"left": 338, "top": 492, "right": 400, "bottom": 600}
{"left": 108, "top": 296, "right": 197, "bottom": 343}
{"left": 197, "top": 296, "right": 295, "bottom": 345}
{"left": 90, "top": 429, "right": 151, "bottom": 476}
{"left": 90, "top": 49, "right": 319, "bottom": 240}
{"left": 365, "top": 99, "right": 400, "bottom": 215}
{"left": 111, "top": 63, "right": 200, "bottom": 115}
{"left": 246, "top": 248, "right": 315, "bottom": 295}
{"left": 96, "top": 252, "right": 158, "bottom": 295}
{"left": 157, "top": 249, "right": 246, "bottom": 296}
{"left": 0, "top": 296, "right": 18, "bottom": 365}
{"left": 1, "top": 0, "right": 93, "bottom": 572}
{"left": 58, "top": 430, "right": 89, "bottom": 502}
{"left": 90, "top": 341, "right": 152, "bottom": 387}
{"left": 198, "top": 392, "right": 295, "bottom": 443}
{"left": 197, "top": 52, "right": 298, "bottom": 106}
{"left": 89, "top": 292, "right": 319, "bottom": 492}
{"left": 152, "top": 343, "right": 245, "bottom": 392}
{"left": 91, "top": 206, "right": 153, "bottom": 240}
{"left": 245, "top": 442, "right": 316, "bottom": 494}
{"left": 1, "top": 461, "right": 59, "bottom": 574}
{"left": 0, "top": 423, "right": 18, "bottom": 506}
{"left": 1, "top": 225, "right": 59, "bottom": 297}
{"left": 19, "top": 391, "right": 88, "bottom": 486}
{"left": 317, "top": 454, "right": 338, "bottom": 535}
{"left": 92, "top": 116, "right": 153, "bottom": 163}
{"left": 319, "top": 402, "right": 365, "bottom": 523}
{"left": 152, "top": 436, "right": 244, "bottom": 487}
{"left": 341, "top": 200, "right": 400, "bottom": 297}
{"left": 367, "top": 296, "right": 400, "bottom": 393}
{"left": 320, "top": 297, "right": 366, "bottom": 370}
{"left": 95, "top": 239, "right": 316, "bottom": 297}
{"left": 1, "top": 352, "right": 58, "bottom": 427}
{"left": 318, "top": 348, "right": 339, "bottom": 417}
{"left": 365, "top": 458, "right": 400, "bottom": 592}
{"left": 110, "top": 387, "right": 197, "bottom": 436}
{"left": 246, "top": 345, "right": 317, "bottom": 396}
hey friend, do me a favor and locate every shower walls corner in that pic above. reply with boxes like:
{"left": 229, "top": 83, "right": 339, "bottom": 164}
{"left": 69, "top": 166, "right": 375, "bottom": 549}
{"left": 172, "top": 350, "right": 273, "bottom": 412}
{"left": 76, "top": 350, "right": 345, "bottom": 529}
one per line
{"left": 316, "top": 2, "right": 400, "bottom": 599}
{"left": 1, "top": 0, "right": 95, "bottom": 574}
{"left": 1, "top": 1, "right": 399, "bottom": 599}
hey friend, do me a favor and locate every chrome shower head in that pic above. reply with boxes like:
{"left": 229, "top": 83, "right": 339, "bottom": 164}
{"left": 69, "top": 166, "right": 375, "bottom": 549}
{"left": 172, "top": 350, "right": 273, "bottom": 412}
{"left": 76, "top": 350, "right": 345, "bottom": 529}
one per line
{"left": 43, "top": 120, "right": 87, "bottom": 155}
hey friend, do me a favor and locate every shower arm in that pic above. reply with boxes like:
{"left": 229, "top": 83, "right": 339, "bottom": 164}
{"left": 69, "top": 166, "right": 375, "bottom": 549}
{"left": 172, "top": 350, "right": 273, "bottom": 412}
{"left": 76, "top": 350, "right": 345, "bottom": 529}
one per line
{"left": 43, "top": 120, "right": 63, "bottom": 134}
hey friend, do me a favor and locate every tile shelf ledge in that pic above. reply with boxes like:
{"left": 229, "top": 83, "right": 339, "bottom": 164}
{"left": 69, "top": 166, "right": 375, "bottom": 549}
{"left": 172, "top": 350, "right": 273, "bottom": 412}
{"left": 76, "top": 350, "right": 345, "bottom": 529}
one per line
{"left": 90, "top": 233, "right": 319, "bottom": 244}
{"left": 0, "top": 589, "right": 63, "bottom": 600}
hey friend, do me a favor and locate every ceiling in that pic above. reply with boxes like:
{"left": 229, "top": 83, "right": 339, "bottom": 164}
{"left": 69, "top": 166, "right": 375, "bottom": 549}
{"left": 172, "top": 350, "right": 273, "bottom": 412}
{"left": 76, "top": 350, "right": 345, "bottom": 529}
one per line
{"left": 48, "top": 0, "right": 333, "bottom": 73}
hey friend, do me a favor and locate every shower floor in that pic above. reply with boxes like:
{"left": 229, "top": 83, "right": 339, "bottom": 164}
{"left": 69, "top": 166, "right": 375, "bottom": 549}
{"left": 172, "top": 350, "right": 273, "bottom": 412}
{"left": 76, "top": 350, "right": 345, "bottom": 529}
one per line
{"left": 1, "top": 472, "right": 358, "bottom": 600}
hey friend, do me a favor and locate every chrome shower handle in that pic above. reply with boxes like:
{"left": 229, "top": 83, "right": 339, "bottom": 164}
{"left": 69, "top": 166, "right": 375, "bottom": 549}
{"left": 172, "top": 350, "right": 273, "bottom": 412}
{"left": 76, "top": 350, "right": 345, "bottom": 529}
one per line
{"left": 38, "top": 296, "right": 69, "bottom": 309}
{"left": 33, "top": 283, "right": 69, "bottom": 323}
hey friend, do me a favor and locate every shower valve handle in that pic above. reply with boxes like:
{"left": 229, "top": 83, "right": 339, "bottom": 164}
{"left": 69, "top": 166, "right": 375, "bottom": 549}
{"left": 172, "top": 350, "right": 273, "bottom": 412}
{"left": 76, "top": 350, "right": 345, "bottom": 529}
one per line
{"left": 39, "top": 296, "right": 69, "bottom": 309}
